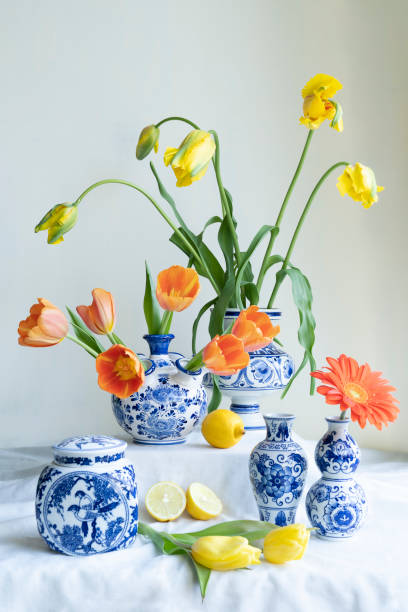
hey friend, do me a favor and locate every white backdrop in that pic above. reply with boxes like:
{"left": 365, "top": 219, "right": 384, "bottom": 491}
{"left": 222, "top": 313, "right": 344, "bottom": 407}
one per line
{"left": 1, "top": 0, "right": 407, "bottom": 451}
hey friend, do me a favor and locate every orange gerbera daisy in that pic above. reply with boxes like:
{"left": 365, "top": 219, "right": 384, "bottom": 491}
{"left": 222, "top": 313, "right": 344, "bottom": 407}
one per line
{"left": 96, "top": 344, "right": 145, "bottom": 399}
{"left": 311, "top": 354, "right": 399, "bottom": 430}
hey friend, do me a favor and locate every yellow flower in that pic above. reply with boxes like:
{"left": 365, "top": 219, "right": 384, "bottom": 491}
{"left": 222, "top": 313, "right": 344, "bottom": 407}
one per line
{"left": 164, "top": 130, "right": 215, "bottom": 187}
{"left": 191, "top": 536, "right": 261, "bottom": 571}
{"left": 300, "top": 74, "right": 343, "bottom": 131}
{"left": 35, "top": 203, "right": 78, "bottom": 244}
{"left": 263, "top": 524, "right": 310, "bottom": 564}
{"left": 136, "top": 125, "right": 160, "bottom": 160}
{"left": 337, "top": 163, "right": 384, "bottom": 208}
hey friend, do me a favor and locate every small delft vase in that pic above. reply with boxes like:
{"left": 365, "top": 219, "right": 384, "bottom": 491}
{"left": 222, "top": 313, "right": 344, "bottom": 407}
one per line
{"left": 249, "top": 414, "right": 308, "bottom": 526}
{"left": 35, "top": 435, "right": 138, "bottom": 556}
{"left": 112, "top": 334, "right": 207, "bottom": 445}
{"left": 306, "top": 416, "right": 367, "bottom": 540}
{"left": 204, "top": 309, "right": 294, "bottom": 430}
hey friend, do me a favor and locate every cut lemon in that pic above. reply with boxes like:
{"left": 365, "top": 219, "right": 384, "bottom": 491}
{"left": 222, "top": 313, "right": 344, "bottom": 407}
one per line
{"left": 186, "top": 482, "right": 223, "bottom": 520}
{"left": 145, "top": 481, "right": 186, "bottom": 522}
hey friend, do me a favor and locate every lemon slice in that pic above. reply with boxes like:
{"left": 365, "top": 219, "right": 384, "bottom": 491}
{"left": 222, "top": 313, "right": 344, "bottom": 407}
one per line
{"left": 145, "top": 481, "right": 186, "bottom": 522}
{"left": 186, "top": 482, "right": 223, "bottom": 520}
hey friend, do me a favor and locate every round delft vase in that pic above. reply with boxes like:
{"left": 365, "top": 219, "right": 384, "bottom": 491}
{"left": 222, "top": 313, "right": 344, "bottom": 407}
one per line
{"left": 35, "top": 435, "right": 138, "bottom": 556}
{"left": 112, "top": 334, "right": 207, "bottom": 445}
{"left": 306, "top": 416, "right": 367, "bottom": 540}
{"left": 249, "top": 414, "right": 308, "bottom": 526}
{"left": 204, "top": 309, "right": 294, "bottom": 430}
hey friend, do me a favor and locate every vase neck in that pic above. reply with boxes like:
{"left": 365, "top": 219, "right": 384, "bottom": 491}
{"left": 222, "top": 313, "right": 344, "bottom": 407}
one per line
{"left": 143, "top": 334, "right": 174, "bottom": 356}
{"left": 263, "top": 414, "right": 295, "bottom": 441}
{"left": 325, "top": 416, "right": 350, "bottom": 434}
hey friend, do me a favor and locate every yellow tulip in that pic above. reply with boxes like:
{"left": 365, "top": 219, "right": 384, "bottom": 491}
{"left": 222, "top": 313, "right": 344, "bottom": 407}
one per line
{"left": 136, "top": 125, "right": 160, "bottom": 160}
{"left": 263, "top": 524, "right": 310, "bottom": 564}
{"left": 164, "top": 130, "right": 215, "bottom": 187}
{"left": 35, "top": 203, "right": 78, "bottom": 244}
{"left": 300, "top": 74, "right": 343, "bottom": 132}
{"left": 191, "top": 536, "right": 261, "bottom": 571}
{"left": 337, "top": 162, "right": 384, "bottom": 209}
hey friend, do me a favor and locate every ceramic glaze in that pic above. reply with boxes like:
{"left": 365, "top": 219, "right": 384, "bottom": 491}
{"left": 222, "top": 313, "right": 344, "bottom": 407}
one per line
{"left": 306, "top": 417, "right": 367, "bottom": 540}
{"left": 112, "top": 337, "right": 207, "bottom": 445}
{"left": 204, "top": 309, "right": 294, "bottom": 430}
{"left": 35, "top": 435, "right": 138, "bottom": 556}
{"left": 249, "top": 414, "right": 307, "bottom": 525}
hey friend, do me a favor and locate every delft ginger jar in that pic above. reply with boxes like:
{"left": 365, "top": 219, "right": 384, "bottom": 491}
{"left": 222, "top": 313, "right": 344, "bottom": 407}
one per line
{"left": 306, "top": 416, "right": 367, "bottom": 540}
{"left": 35, "top": 435, "right": 138, "bottom": 556}
{"left": 204, "top": 309, "right": 294, "bottom": 430}
{"left": 249, "top": 414, "right": 308, "bottom": 526}
{"left": 112, "top": 335, "right": 207, "bottom": 445}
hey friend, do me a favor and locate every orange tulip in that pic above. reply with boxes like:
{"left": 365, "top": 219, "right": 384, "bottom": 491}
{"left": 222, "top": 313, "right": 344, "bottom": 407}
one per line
{"left": 203, "top": 334, "right": 249, "bottom": 376}
{"left": 232, "top": 306, "right": 280, "bottom": 351}
{"left": 18, "top": 298, "right": 68, "bottom": 347}
{"left": 156, "top": 265, "right": 200, "bottom": 312}
{"left": 76, "top": 288, "right": 116, "bottom": 335}
{"left": 96, "top": 344, "right": 145, "bottom": 399}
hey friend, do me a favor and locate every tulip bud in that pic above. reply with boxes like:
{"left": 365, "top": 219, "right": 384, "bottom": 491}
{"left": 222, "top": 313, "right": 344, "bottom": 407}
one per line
{"left": 191, "top": 536, "right": 261, "bottom": 571}
{"left": 263, "top": 523, "right": 310, "bottom": 564}
{"left": 35, "top": 203, "right": 78, "bottom": 244}
{"left": 136, "top": 125, "right": 160, "bottom": 160}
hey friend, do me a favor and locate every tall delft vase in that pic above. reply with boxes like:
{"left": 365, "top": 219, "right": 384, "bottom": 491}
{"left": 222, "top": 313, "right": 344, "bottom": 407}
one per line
{"left": 306, "top": 416, "right": 367, "bottom": 540}
{"left": 249, "top": 414, "right": 308, "bottom": 526}
{"left": 204, "top": 309, "right": 294, "bottom": 430}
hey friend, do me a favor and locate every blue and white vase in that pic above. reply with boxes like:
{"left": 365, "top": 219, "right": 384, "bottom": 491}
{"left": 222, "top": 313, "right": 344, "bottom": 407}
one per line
{"left": 306, "top": 416, "right": 367, "bottom": 540}
{"left": 249, "top": 414, "right": 308, "bottom": 526}
{"left": 35, "top": 435, "right": 138, "bottom": 556}
{"left": 112, "top": 336, "right": 207, "bottom": 445}
{"left": 204, "top": 309, "right": 294, "bottom": 430}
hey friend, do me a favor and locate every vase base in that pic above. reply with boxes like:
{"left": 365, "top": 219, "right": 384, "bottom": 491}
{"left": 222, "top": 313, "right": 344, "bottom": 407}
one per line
{"left": 131, "top": 438, "right": 186, "bottom": 446}
{"left": 315, "top": 532, "right": 356, "bottom": 541}
{"left": 230, "top": 403, "right": 266, "bottom": 431}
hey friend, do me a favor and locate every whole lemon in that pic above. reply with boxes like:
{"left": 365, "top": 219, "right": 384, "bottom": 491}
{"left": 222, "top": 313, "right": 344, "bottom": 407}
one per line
{"left": 201, "top": 409, "right": 245, "bottom": 448}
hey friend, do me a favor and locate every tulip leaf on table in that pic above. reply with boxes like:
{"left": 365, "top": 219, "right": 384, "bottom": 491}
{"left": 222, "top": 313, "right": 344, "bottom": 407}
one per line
{"left": 65, "top": 306, "right": 105, "bottom": 356}
{"left": 143, "top": 262, "right": 162, "bottom": 335}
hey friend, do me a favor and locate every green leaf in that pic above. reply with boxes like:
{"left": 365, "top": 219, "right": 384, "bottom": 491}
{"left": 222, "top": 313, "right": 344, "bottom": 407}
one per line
{"left": 111, "top": 332, "right": 125, "bottom": 345}
{"left": 189, "top": 555, "right": 211, "bottom": 599}
{"left": 66, "top": 306, "right": 105, "bottom": 355}
{"left": 241, "top": 281, "right": 259, "bottom": 305}
{"left": 197, "top": 216, "right": 223, "bottom": 243}
{"left": 143, "top": 261, "right": 162, "bottom": 334}
{"left": 207, "top": 374, "right": 222, "bottom": 412}
{"left": 192, "top": 298, "right": 217, "bottom": 354}
{"left": 150, "top": 162, "right": 188, "bottom": 231}
{"left": 277, "top": 265, "right": 316, "bottom": 397}
{"left": 217, "top": 216, "right": 234, "bottom": 272}
{"left": 209, "top": 271, "right": 235, "bottom": 337}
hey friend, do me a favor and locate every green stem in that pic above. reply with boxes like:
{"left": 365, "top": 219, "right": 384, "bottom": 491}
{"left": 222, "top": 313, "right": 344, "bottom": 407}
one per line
{"left": 107, "top": 332, "right": 116, "bottom": 345}
{"left": 66, "top": 333, "right": 98, "bottom": 357}
{"left": 210, "top": 130, "right": 241, "bottom": 265}
{"left": 267, "top": 161, "right": 349, "bottom": 308}
{"left": 74, "top": 179, "right": 203, "bottom": 268}
{"left": 257, "top": 130, "right": 314, "bottom": 292}
{"left": 339, "top": 409, "right": 348, "bottom": 420}
{"left": 155, "top": 116, "right": 200, "bottom": 130}
{"left": 159, "top": 311, "right": 173, "bottom": 334}
{"left": 184, "top": 350, "right": 204, "bottom": 372}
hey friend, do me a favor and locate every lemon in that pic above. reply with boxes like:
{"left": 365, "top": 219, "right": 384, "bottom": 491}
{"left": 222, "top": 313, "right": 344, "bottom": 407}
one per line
{"left": 201, "top": 409, "right": 245, "bottom": 448}
{"left": 145, "top": 481, "right": 186, "bottom": 522}
{"left": 186, "top": 483, "right": 223, "bottom": 520}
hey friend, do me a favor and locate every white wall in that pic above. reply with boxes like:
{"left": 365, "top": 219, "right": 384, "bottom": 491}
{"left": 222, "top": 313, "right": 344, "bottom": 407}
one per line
{"left": 1, "top": 0, "right": 407, "bottom": 451}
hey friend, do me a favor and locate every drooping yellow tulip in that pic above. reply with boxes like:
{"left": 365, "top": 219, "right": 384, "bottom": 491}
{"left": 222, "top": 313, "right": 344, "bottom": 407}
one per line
{"left": 263, "top": 523, "right": 310, "bottom": 564}
{"left": 164, "top": 130, "right": 215, "bottom": 187}
{"left": 300, "top": 74, "right": 343, "bottom": 132}
{"left": 191, "top": 536, "right": 261, "bottom": 571}
{"left": 136, "top": 125, "right": 160, "bottom": 160}
{"left": 35, "top": 203, "right": 78, "bottom": 244}
{"left": 337, "top": 163, "right": 384, "bottom": 208}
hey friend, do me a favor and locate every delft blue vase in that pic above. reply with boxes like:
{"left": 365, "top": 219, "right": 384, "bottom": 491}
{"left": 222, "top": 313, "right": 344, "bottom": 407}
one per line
{"left": 35, "top": 435, "right": 138, "bottom": 556}
{"left": 306, "top": 416, "right": 367, "bottom": 540}
{"left": 249, "top": 414, "right": 308, "bottom": 525}
{"left": 204, "top": 309, "right": 294, "bottom": 430}
{"left": 112, "top": 335, "right": 207, "bottom": 445}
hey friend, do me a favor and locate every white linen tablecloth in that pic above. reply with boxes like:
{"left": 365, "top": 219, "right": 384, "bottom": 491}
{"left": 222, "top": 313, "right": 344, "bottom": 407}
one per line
{"left": 0, "top": 431, "right": 407, "bottom": 612}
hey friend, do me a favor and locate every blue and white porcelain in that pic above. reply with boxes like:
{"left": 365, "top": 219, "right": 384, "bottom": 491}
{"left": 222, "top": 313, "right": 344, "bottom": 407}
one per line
{"left": 35, "top": 435, "right": 138, "bottom": 556}
{"left": 249, "top": 414, "right": 308, "bottom": 526}
{"left": 306, "top": 416, "right": 367, "bottom": 540}
{"left": 112, "top": 335, "right": 207, "bottom": 445}
{"left": 204, "top": 309, "right": 294, "bottom": 430}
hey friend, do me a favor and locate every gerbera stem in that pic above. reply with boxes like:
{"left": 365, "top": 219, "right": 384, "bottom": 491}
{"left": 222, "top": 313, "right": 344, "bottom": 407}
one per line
{"left": 267, "top": 161, "right": 349, "bottom": 307}
{"left": 257, "top": 130, "right": 314, "bottom": 292}
{"left": 339, "top": 409, "right": 348, "bottom": 420}
{"left": 66, "top": 333, "right": 98, "bottom": 357}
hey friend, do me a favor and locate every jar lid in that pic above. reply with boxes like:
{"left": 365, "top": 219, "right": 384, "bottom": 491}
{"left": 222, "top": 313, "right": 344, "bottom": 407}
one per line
{"left": 53, "top": 435, "right": 127, "bottom": 466}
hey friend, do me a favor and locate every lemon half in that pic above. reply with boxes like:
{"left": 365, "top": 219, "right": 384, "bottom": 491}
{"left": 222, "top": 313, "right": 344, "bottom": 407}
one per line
{"left": 145, "top": 481, "right": 186, "bottom": 522}
{"left": 186, "top": 482, "right": 223, "bottom": 520}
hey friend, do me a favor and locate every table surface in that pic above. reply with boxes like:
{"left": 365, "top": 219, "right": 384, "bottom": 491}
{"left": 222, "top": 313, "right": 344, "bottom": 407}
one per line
{"left": 0, "top": 431, "right": 407, "bottom": 612}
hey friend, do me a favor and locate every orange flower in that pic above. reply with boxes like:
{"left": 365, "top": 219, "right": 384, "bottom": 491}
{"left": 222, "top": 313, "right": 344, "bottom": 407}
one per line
{"left": 311, "top": 354, "right": 399, "bottom": 430}
{"left": 203, "top": 334, "right": 249, "bottom": 376}
{"left": 18, "top": 298, "right": 68, "bottom": 347}
{"left": 156, "top": 265, "right": 200, "bottom": 312}
{"left": 96, "top": 344, "right": 145, "bottom": 399}
{"left": 232, "top": 306, "right": 280, "bottom": 351}
{"left": 76, "top": 288, "right": 116, "bottom": 335}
